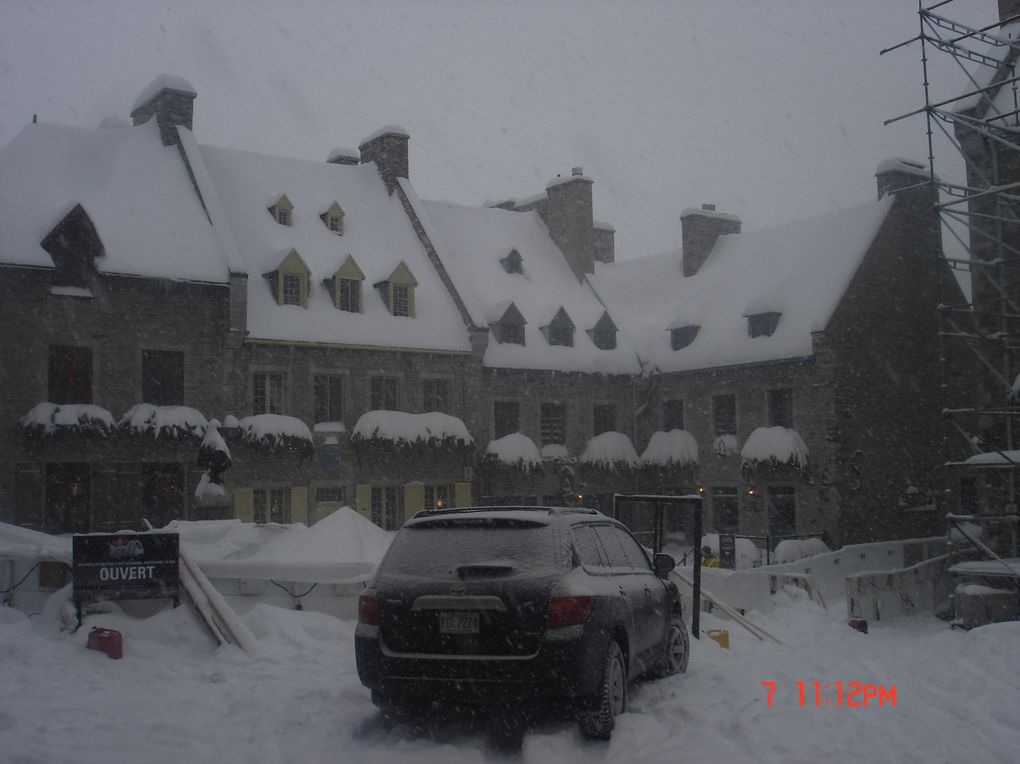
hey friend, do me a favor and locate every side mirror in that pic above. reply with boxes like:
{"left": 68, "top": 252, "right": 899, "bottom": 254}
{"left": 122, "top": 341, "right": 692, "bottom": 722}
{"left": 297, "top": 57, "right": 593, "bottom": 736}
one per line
{"left": 653, "top": 552, "right": 676, "bottom": 578}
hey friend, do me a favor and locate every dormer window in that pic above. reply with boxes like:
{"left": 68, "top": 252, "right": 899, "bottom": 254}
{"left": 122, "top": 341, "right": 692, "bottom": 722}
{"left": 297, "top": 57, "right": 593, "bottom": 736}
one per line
{"left": 541, "top": 307, "right": 575, "bottom": 347}
{"left": 268, "top": 194, "right": 294, "bottom": 226}
{"left": 491, "top": 303, "right": 527, "bottom": 345}
{"left": 320, "top": 202, "right": 345, "bottom": 235}
{"left": 500, "top": 248, "right": 524, "bottom": 274}
{"left": 747, "top": 311, "right": 781, "bottom": 338}
{"left": 41, "top": 202, "right": 104, "bottom": 289}
{"left": 264, "top": 249, "right": 310, "bottom": 307}
{"left": 588, "top": 312, "right": 618, "bottom": 350}
{"left": 325, "top": 255, "right": 365, "bottom": 313}
{"left": 670, "top": 324, "right": 700, "bottom": 350}
{"left": 373, "top": 261, "right": 418, "bottom": 318}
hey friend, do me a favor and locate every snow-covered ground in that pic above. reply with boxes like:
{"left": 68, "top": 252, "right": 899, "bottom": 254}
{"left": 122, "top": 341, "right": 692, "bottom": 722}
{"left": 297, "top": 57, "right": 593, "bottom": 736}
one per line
{"left": 3, "top": 581, "right": 1019, "bottom": 763}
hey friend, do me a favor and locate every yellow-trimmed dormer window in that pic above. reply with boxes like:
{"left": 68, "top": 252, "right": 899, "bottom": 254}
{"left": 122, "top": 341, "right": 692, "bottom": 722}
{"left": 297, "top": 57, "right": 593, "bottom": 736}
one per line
{"left": 264, "top": 248, "right": 310, "bottom": 307}
{"left": 326, "top": 254, "right": 365, "bottom": 313}
{"left": 320, "top": 202, "right": 345, "bottom": 235}
{"left": 373, "top": 261, "right": 418, "bottom": 318}
{"left": 268, "top": 194, "right": 294, "bottom": 226}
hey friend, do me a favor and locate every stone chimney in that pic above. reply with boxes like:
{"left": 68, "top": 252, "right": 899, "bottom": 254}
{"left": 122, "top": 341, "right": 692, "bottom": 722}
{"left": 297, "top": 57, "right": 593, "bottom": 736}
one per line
{"left": 875, "top": 158, "right": 935, "bottom": 201}
{"left": 545, "top": 168, "right": 595, "bottom": 280}
{"left": 359, "top": 127, "right": 410, "bottom": 194}
{"left": 680, "top": 204, "right": 741, "bottom": 277}
{"left": 130, "top": 74, "right": 197, "bottom": 147}
{"left": 327, "top": 147, "right": 360, "bottom": 166}
{"left": 1000, "top": 0, "right": 1020, "bottom": 26}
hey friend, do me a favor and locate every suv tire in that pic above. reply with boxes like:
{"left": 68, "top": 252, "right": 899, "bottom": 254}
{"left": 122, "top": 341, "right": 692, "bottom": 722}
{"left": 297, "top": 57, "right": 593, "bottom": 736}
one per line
{"left": 654, "top": 617, "right": 689, "bottom": 677}
{"left": 579, "top": 640, "right": 626, "bottom": 740}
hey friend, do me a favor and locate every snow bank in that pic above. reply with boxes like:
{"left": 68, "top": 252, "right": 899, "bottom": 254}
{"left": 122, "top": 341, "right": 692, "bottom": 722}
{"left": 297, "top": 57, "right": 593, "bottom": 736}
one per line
{"left": 486, "top": 432, "right": 542, "bottom": 469}
{"left": 641, "top": 429, "right": 699, "bottom": 466}
{"left": 773, "top": 536, "right": 830, "bottom": 564}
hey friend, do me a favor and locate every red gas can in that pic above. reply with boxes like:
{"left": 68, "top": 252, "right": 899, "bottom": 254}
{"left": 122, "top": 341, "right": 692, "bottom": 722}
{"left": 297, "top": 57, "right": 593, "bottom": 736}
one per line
{"left": 86, "top": 627, "right": 123, "bottom": 659}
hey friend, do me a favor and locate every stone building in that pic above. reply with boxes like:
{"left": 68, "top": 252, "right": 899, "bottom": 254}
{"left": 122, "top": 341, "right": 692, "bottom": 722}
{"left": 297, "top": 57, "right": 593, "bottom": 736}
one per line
{"left": 0, "top": 75, "right": 965, "bottom": 548}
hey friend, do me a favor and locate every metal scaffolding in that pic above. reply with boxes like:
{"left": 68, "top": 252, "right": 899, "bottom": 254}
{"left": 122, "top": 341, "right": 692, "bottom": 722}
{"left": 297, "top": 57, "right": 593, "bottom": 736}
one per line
{"left": 883, "top": 0, "right": 1020, "bottom": 556}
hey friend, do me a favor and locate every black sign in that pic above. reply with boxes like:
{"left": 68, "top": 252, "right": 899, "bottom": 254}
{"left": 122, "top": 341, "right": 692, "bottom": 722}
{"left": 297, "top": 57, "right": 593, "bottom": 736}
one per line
{"left": 719, "top": 533, "right": 737, "bottom": 570}
{"left": 73, "top": 532, "right": 180, "bottom": 606}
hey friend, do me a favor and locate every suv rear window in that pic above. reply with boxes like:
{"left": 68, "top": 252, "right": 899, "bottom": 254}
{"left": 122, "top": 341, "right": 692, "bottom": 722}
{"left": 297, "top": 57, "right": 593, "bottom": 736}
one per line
{"left": 381, "top": 518, "right": 560, "bottom": 576}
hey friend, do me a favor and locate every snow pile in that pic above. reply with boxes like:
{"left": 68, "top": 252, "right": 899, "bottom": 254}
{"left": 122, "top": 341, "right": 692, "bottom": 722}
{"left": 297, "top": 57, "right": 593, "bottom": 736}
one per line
{"left": 246, "top": 508, "right": 393, "bottom": 566}
{"left": 740, "top": 426, "right": 809, "bottom": 468}
{"left": 773, "top": 536, "right": 830, "bottom": 564}
{"left": 0, "top": 521, "right": 72, "bottom": 562}
{"left": 120, "top": 403, "right": 209, "bottom": 440}
{"left": 641, "top": 429, "right": 699, "bottom": 466}
{"left": 19, "top": 402, "right": 116, "bottom": 437}
{"left": 580, "top": 431, "right": 639, "bottom": 469}
{"left": 351, "top": 410, "right": 473, "bottom": 447}
{"left": 486, "top": 432, "right": 542, "bottom": 469}
{"left": 238, "top": 413, "right": 313, "bottom": 454}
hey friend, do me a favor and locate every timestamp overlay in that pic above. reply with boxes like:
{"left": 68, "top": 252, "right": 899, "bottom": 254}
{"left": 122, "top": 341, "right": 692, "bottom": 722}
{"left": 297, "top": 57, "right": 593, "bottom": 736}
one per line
{"left": 761, "top": 681, "right": 897, "bottom": 708}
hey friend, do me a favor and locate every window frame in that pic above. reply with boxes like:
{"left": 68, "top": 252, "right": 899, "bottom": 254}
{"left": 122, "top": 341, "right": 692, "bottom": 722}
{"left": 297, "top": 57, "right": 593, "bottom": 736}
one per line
{"left": 422, "top": 378, "right": 450, "bottom": 413}
{"left": 712, "top": 393, "right": 737, "bottom": 437}
{"left": 767, "top": 388, "right": 794, "bottom": 429}
{"left": 313, "top": 374, "right": 344, "bottom": 423}
{"left": 663, "top": 398, "right": 684, "bottom": 431}
{"left": 48, "top": 345, "right": 93, "bottom": 404}
{"left": 252, "top": 371, "right": 286, "bottom": 415}
{"left": 593, "top": 403, "right": 615, "bottom": 436}
{"left": 493, "top": 400, "right": 521, "bottom": 439}
{"left": 370, "top": 376, "right": 399, "bottom": 411}
{"left": 541, "top": 402, "right": 567, "bottom": 446}
{"left": 142, "top": 349, "right": 184, "bottom": 406}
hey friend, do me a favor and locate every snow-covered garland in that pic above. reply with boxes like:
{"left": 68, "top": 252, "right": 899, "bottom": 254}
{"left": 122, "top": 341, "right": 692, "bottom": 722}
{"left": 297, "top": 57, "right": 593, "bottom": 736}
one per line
{"left": 237, "top": 414, "right": 314, "bottom": 458}
{"left": 349, "top": 411, "right": 474, "bottom": 453}
{"left": 19, "top": 402, "right": 116, "bottom": 443}
{"left": 484, "top": 432, "right": 543, "bottom": 473}
{"left": 739, "top": 426, "right": 809, "bottom": 475}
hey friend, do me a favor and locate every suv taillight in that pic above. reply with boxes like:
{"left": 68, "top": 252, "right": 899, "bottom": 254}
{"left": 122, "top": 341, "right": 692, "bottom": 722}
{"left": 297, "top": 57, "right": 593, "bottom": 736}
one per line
{"left": 547, "top": 595, "right": 593, "bottom": 627}
{"left": 358, "top": 594, "right": 381, "bottom": 625}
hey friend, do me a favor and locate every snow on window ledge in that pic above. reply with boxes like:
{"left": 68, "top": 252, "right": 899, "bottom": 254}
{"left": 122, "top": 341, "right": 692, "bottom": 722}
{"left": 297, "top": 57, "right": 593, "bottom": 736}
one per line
{"left": 641, "top": 429, "right": 700, "bottom": 466}
{"left": 120, "top": 403, "right": 209, "bottom": 441}
{"left": 19, "top": 402, "right": 116, "bottom": 439}
{"left": 350, "top": 410, "right": 473, "bottom": 448}
{"left": 238, "top": 413, "right": 314, "bottom": 457}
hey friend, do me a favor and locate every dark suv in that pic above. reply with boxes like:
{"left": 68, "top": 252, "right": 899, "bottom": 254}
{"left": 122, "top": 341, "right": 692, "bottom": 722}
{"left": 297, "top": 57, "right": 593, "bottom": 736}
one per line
{"left": 355, "top": 506, "right": 688, "bottom": 740}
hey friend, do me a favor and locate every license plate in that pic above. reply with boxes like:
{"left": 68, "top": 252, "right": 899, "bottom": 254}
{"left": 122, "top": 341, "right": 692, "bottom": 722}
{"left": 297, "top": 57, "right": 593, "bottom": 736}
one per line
{"left": 439, "top": 611, "right": 479, "bottom": 634}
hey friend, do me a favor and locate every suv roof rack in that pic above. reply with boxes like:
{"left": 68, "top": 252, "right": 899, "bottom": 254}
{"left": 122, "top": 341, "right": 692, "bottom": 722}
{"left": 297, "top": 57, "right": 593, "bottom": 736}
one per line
{"left": 411, "top": 505, "right": 601, "bottom": 520}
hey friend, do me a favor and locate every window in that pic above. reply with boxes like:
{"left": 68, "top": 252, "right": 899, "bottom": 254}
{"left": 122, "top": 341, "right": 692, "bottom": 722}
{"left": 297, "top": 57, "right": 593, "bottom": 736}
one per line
{"left": 748, "top": 311, "right": 781, "bottom": 338}
{"left": 314, "top": 374, "right": 343, "bottom": 422}
{"left": 142, "top": 350, "right": 183, "bottom": 406}
{"left": 424, "top": 484, "right": 455, "bottom": 510}
{"left": 281, "top": 273, "right": 302, "bottom": 305}
{"left": 767, "top": 486, "right": 796, "bottom": 540}
{"left": 663, "top": 399, "right": 684, "bottom": 431}
{"left": 370, "top": 377, "right": 399, "bottom": 410}
{"left": 253, "top": 488, "right": 289, "bottom": 524}
{"left": 670, "top": 325, "right": 699, "bottom": 350}
{"left": 501, "top": 320, "right": 525, "bottom": 345}
{"left": 277, "top": 208, "right": 290, "bottom": 225}
{"left": 548, "top": 322, "right": 573, "bottom": 347}
{"left": 712, "top": 487, "right": 739, "bottom": 532}
{"left": 253, "top": 372, "right": 285, "bottom": 414}
{"left": 591, "top": 326, "right": 616, "bottom": 350}
{"left": 371, "top": 486, "right": 403, "bottom": 530}
{"left": 48, "top": 345, "right": 92, "bottom": 404}
{"left": 768, "top": 388, "right": 794, "bottom": 428}
{"left": 593, "top": 404, "right": 615, "bottom": 435}
{"left": 339, "top": 278, "right": 361, "bottom": 313}
{"left": 501, "top": 248, "right": 523, "bottom": 274}
{"left": 541, "top": 402, "right": 566, "bottom": 445}
{"left": 712, "top": 394, "right": 736, "bottom": 436}
{"left": 315, "top": 485, "right": 345, "bottom": 503}
{"left": 422, "top": 378, "right": 449, "bottom": 413}
{"left": 494, "top": 401, "right": 520, "bottom": 439}
{"left": 328, "top": 215, "right": 341, "bottom": 232}
{"left": 573, "top": 526, "right": 606, "bottom": 568}
{"left": 269, "top": 195, "right": 293, "bottom": 226}
{"left": 392, "top": 284, "right": 410, "bottom": 317}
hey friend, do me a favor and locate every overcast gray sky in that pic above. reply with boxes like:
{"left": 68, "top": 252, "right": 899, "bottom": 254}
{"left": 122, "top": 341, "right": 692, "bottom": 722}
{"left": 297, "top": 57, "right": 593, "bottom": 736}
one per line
{"left": 0, "top": 0, "right": 996, "bottom": 259}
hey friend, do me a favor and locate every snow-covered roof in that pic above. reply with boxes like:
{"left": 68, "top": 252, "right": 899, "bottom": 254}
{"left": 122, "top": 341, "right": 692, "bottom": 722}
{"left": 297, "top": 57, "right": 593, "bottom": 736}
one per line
{"left": 0, "top": 121, "right": 230, "bottom": 283}
{"left": 194, "top": 143, "right": 471, "bottom": 351}
{"left": 412, "top": 194, "right": 641, "bottom": 373}
{"left": 588, "top": 197, "right": 894, "bottom": 372}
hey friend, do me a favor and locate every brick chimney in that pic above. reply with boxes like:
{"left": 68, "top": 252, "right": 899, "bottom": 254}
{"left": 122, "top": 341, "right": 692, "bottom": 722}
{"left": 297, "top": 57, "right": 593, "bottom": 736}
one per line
{"left": 680, "top": 204, "right": 741, "bottom": 277}
{"left": 1000, "top": 0, "right": 1020, "bottom": 25}
{"left": 359, "top": 127, "right": 410, "bottom": 194}
{"left": 875, "top": 158, "right": 935, "bottom": 201}
{"left": 130, "top": 74, "right": 197, "bottom": 147}
{"left": 546, "top": 168, "right": 595, "bottom": 280}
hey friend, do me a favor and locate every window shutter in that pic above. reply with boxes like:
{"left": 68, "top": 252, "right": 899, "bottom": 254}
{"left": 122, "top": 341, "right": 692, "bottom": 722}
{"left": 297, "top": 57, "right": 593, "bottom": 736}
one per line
{"left": 290, "top": 486, "right": 308, "bottom": 525}
{"left": 234, "top": 487, "right": 253, "bottom": 523}
{"left": 454, "top": 482, "right": 472, "bottom": 509}
{"left": 355, "top": 484, "right": 372, "bottom": 520}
